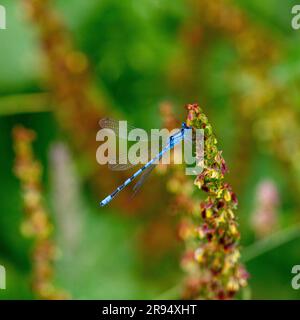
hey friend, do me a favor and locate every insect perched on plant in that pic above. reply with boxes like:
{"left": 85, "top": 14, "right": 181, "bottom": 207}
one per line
{"left": 98, "top": 119, "right": 194, "bottom": 207}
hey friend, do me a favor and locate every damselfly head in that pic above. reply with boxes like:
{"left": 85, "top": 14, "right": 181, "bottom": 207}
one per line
{"left": 182, "top": 122, "right": 191, "bottom": 130}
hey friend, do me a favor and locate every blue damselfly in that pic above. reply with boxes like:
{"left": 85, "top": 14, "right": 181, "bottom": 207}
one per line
{"left": 99, "top": 119, "right": 192, "bottom": 207}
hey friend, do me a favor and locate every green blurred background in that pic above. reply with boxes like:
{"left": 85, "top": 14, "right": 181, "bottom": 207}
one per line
{"left": 0, "top": 0, "right": 300, "bottom": 299}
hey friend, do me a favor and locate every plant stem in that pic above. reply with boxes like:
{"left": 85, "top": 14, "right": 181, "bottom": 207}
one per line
{"left": 242, "top": 225, "right": 300, "bottom": 263}
{"left": 0, "top": 93, "right": 50, "bottom": 116}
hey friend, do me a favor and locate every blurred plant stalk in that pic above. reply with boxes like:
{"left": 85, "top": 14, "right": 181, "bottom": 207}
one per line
{"left": 13, "top": 125, "right": 69, "bottom": 299}
{"left": 20, "top": 0, "right": 152, "bottom": 211}
{"left": 49, "top": 142, "right": 84, "bottom": 253}
{"left": 251, "top": 179, "right": 280, "bottom": 238}
{"left": 19, "top": 1, "right": 184, "bottom": 283}
{"left": 21, "top": 0, "right": 106, "bottom": 167}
